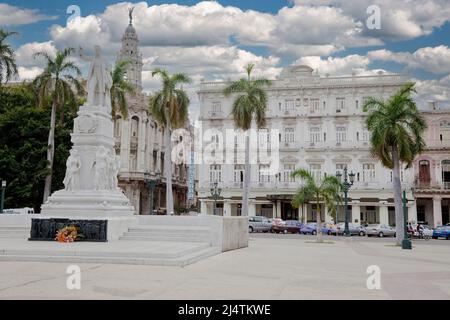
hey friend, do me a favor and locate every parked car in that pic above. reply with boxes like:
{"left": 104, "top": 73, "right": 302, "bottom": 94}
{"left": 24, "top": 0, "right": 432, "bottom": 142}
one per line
{"left": 432, "top": 226, "right": 450, "bottom": 240}
{"left": 270, "top": 218, "right": 286, "bottom": 233}
{"left": 300, "top": 223, "right": 332, "bottom": 235}
{"left": 283, "top": 220, "right": 303, "bottom": 234}
{"left": 410, "top": 224, "right": 434, "bottom": 237}
{"left": 332, "top": 223, "right": 366, "bottom": 236}
{"left": 365, "top": 224, "right": 396, "bottom": 237}
{"left": 248, "top": 216, "right": 272, "bottom": 233}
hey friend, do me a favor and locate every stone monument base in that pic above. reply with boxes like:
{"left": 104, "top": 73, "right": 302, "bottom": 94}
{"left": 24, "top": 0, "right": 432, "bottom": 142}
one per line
{"left": 38, "top": 190, "right": 137, "bottom": 241}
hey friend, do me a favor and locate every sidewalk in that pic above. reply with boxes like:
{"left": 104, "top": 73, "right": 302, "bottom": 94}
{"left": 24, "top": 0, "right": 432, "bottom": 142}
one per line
{"left": 0, "top": 237, "right": 449, "bottom": 299}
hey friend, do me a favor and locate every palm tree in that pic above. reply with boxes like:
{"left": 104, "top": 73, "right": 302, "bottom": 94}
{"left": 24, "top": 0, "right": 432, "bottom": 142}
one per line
{"left": 0, "top": 29, "right": 18, "bottom": 84}
{"left": 149, "top": 68, "right": 191, "bottom": 215}
{"left": 223, "top": 64, "right": 271, "bottom": 216}
{"left": 363, "top": 83, "right": 426, "bottom": 245}
{"left": 33, "top": 47, "right": 84, "bottom": 203}
{"left": 110, "top": 60, "right": 134, "bottom": 121}
{"left": 291, "top": 169, "right": 342, "bottom": 243}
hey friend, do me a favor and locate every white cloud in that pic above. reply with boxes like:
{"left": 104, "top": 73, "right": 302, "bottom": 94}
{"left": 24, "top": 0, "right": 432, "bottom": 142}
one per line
{"left": 414, "top": 75, "right": 450, "bottom": 108}
{"left": 292, "top": 0, "right": 450, "bottom": 40}
{"left": 0, "top": 3, "right": 57, "bottom": 26}
{"left": 369, "top": 46, "right": 450, "bottom": 74}
{"left": 15, "top": 41, "right": 57, "bottom": 67}
{"left": 17, "top": 66, "right": 43, "bottom": 81}
{"left": 294, "top": 55, "right": 371, "bottom": 75}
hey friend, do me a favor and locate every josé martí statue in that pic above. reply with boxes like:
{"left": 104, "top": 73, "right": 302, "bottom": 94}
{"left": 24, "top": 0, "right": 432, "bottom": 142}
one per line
{"left": 78, "top": 45, "right": 112, "bottom": 110}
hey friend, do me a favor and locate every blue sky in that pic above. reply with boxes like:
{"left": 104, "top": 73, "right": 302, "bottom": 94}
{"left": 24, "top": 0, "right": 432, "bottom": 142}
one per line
{"left": 1, "top": 0, "right": 450, "bottom": 111}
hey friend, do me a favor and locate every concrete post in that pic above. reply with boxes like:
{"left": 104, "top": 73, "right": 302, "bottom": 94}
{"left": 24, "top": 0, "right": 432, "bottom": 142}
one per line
{"left": 248, "top": 201, "right": 256, "bottom": 217}
{"left": 351, "top": 203, "right": 361, "bottom": 224}
{"left": 433, "top": 196, "right": 442, "bottom": 227}
{"left": 408, "top": 201, "right": 418, "bottom": 224}
{"left": 200, "top": 200, "right": 208, "bottom": 215}
{"left": 223, "top": 201, "right": 232, "bottom": 217}
{"left": 379, "top": 202, "right": 389, "bottom": 225}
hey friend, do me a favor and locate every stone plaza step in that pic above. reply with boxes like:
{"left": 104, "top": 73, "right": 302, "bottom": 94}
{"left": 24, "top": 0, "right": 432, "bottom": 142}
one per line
{"left": 0, "top": 226, "right": 30, "bottom": 239}
{"left": 0, "top": 246, "right": 221, "bottom": 267}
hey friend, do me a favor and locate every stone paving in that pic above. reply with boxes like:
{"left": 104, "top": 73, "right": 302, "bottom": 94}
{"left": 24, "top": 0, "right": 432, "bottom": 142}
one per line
{"left": 0, "top": 237, "right": 449, "bottom": 299}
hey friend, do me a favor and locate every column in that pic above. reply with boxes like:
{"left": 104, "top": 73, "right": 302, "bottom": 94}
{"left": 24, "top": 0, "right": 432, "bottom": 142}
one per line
{"left": 276, "top": 201, "right": 282, "bottom": 218}
{"left": 248, "top": 201, "right": 256, "bottom": 217}
{"left": 223, "top": 200, "right": 232, "bottom": 217}
{"left": 351, "top": 202, "right": 361, "bottom": 224}
{"left": 379, "top": 202, "right": 389, "bottom": 225}
{"left": 200, "top": 200, "right": 208, "bottom": 215}
{"left": 408, "top": 201, "right": 417, "bottom": 224}
{"left": 137, "top": 117, "right": 146, "bottom": 172}
{"left": 298, "top": 207, "right": 302, "bottom": 222}
{"left": 120, "top": 119, "right": 131, "bottom": 171}
{"left": 433, "top": 196, "right": 442, "bottom": 227}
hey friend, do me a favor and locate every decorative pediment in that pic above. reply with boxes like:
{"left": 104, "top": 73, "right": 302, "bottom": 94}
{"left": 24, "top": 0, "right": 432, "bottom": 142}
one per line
{"left": 280, "top": 155, "right": 299, "bottom": 163}
{"left": 305, "top": 157, "right": 325, "bottom": 163}
{"left": 332, "top": 155, "right": 352, "bottom": 163}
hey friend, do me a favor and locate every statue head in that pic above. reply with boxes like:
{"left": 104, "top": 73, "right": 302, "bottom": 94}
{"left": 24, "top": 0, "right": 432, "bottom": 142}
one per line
{"left": 70, "top": 149, "right": 78, "bottom": 156}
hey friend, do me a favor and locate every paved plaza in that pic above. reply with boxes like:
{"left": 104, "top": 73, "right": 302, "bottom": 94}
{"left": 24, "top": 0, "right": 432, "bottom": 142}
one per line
{"left": 0, "top": 236, "right": 449, "bottom": 300}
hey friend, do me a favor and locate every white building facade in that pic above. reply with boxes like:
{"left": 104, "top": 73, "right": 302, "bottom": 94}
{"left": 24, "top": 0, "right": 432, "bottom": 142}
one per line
{"left": 114, "top": 17, "right": 188, "bottom": 215}
{"left": 197, "top": 65, "right": 417, "bottom": 225}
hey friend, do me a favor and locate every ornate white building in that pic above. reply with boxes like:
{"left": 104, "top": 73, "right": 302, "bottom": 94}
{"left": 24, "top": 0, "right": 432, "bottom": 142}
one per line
{"left": 197, "top": 65, "right": 419, "bottom": 225}
{"left": 114, "top": 16, "right": 188, "bottom": 215}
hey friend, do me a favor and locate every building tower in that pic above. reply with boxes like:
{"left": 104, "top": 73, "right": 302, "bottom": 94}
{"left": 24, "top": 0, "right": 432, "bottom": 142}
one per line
{"left": 117, "top": 7, "right": 143, "bottom": 92}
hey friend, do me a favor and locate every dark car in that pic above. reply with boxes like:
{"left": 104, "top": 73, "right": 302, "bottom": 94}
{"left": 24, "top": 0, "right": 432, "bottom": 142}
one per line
{"left": 272, "top": 219, "right": 302, "bottom": 234}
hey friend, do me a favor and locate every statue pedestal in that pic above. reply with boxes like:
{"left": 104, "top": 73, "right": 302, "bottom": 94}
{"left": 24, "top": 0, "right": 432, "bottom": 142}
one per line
{"left": 36, "top": 105, "right": 136, "bottom": 241}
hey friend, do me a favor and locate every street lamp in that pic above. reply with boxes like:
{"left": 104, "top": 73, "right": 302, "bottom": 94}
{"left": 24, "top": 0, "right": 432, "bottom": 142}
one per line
{"left": 336, "top": 168, "right": 355, "bottom": 237}
{"left": 210, "top": 181, "right": 222, "bottom": 215}
{"left": 144, "top": 171, "right": 158, "bottom": 215}
{"left": 402, "top": 190, "right": 412, "bottom": 250}
{"left": 0, "top": 180, "right": 6, "bottom": 214}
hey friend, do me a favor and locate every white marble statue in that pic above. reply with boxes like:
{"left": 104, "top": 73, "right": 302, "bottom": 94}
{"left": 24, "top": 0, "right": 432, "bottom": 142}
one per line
{"left": 79, "top": 45, "right": 113, "bottom": 110}
{"left": 107, "top": 152, "right": 121, "bottom": 190}
{"left": 93, "top": 146, "right": 109, "bottom": 190}
{"left": 63, "top": 149, "right": 81, "bottom": 191}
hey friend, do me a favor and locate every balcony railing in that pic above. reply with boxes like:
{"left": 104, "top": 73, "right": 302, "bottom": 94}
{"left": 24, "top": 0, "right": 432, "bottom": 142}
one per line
{"left": 414, "top": 180, "right": 450, "bottom": 190}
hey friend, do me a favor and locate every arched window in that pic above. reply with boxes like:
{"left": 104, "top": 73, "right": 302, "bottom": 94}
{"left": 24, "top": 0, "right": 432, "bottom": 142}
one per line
{"left": 131, "top": 116, "right": 139, "bottom": 138}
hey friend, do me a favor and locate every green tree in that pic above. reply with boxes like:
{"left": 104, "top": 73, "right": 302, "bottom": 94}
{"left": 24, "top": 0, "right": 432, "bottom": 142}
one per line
{"left": 0, "top": 29, "right": 18, "bottom": 84}
{"left": 149, "top": 68, "right": 191, "bottom": 215}
{"left": 33, "top": 48, "right": 84, "bottom": 203}
{"left": 363, "top": 83, "right": 426, "bottom": 244}
{"left": 291, "top": 169, "right": 342, "bottom": 243}
{"left": 110, "top": 60, "right": 135, "bottom": 121}
{"left": 0, "top": 84, "right": 74, "bottom": 212}
{"left": 223, "top": 64, "right": 271, "bottom": 216}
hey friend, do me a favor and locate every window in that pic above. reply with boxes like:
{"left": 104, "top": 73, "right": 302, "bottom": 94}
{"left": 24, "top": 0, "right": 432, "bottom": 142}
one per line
{"left": 283, "top": 164, "right": 295, "bottom": 182}
{"left": 284, "top": 99, "right": 295, "bottom": 111}
{"left": 259, "top": 164, "right": 270, "bottom": 182}
{"left": 131, "top": 116, "right": 139, "bottom": 137}
{"left": 310, "top": 98, "right": 320, "bottom": 113}
{"left": 310, "top": 164, "right": 322, "bottom": 183}
{"left": 336, "top": 98, "right": 345, "bottom": 112}
{"left": 212, "top": 102, "right": 222, "bottom": 113}
{"left": 296, "top": 99, "right": 301, "bottom": 107}
{"left": 356, "top": 100, "right": 359, "bottom": 109}
{"left": 284, "top": 127, "right": 295, "bottom": 142}
{"left": 114, "top": 117, "right": 122, "bottom": 137}
{"left": 234, "top": 165, "right": 244, "bottom": 183}
{"left": 362, "top": 164, "right": 376, "bottom": 182}
{"left": 310, "top": 126, "right": 321, "bottom": 143}
{"left": 336, "top": 163, "right": 347, "bottom": 176}
{"left": 210, "top": 164, "right": 222, "bottom": 182}
{"left": 362, "top": 128, "right": 371, "bottom": 141}
{"left": 336, "top": 126, "right": 347, "bottom": 142}
{"left": 303, "top": 98, "right": 309, "bottom": 107}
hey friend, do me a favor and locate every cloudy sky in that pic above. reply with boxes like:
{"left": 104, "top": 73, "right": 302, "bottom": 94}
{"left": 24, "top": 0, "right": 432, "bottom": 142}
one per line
{"left": 2, "top": 0, "right": 450, "bottom": 119}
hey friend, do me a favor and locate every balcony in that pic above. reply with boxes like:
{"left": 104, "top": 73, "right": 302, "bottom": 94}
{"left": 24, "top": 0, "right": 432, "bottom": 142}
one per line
{"left": 280, "top": 141, "right": 300, "bottom": 151}
{"left": 208, "top": 111, "right": 224, "bottom": 119}
{"left": 413, "top": 180, "right": 450, "bottom": 193}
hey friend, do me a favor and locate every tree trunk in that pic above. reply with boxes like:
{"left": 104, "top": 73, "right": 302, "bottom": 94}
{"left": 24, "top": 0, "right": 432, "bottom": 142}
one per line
{"left": 164, "top": 126, "right": 175, "bottom": 215}
{"left": 42, "top": 101, "right": 57, "bottom": 203}
{"left": 241, "top": 133, "right": 250, "bottom": 216}
{"left": 316, "top": 197, "right": 323, "bottom": 243}
{"left": 392, "top": 145, "right": 404, "bottom": 245}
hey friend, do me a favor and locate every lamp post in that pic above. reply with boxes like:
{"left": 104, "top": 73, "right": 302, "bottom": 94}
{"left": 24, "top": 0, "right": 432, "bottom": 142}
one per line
{"left": 0, "top": 180, "right": 6, "bottom": 214}
{"left": 336, "top": 168, "right": 355, "bottom": 237}
{"left": 210, "top": 182, "right": 222, "bottom": 215}
{"left": 144, "top": 171, "right": 158, "bottom": 215}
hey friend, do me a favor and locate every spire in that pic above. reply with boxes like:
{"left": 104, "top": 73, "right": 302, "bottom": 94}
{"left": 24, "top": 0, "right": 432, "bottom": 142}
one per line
{"left": 117, "top": 7, "right": 143, "bottom": 91}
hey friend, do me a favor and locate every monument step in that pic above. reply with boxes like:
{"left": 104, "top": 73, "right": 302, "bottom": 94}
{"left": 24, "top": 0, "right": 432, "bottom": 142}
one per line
{"left": 128, "top": 225, "right": 210, "bottom": 232}
{"left": 0, "top": 246, "right": 221, "bottom": 266}
{"left": 125, "top": 229, "right": 210, "bottom": 236}
{"left": 1, "top": 242, "right": 211, "bottom": 259}
{"left": 0, "top": 226, "right": 31, "bottom": 231}
{"left": 119, "top": 235, "right": 209, "bottom": 242}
